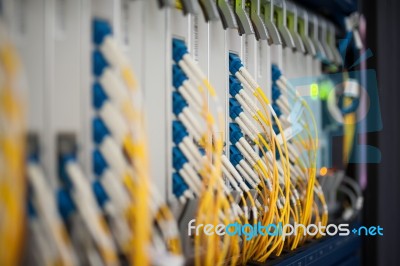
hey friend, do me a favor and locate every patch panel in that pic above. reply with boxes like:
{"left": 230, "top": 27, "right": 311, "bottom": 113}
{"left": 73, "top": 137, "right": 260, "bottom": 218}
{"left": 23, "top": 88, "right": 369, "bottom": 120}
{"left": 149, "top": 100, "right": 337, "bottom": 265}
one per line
{"left": 0, "top": 0, "right": 367, "bottom": 265}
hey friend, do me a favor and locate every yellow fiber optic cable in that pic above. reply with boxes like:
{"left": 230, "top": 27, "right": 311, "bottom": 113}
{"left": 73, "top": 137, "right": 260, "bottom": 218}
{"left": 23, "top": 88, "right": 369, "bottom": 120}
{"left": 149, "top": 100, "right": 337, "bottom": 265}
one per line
{"left": 0, "top": 23, "right": 26, "bottom": 266}
{"left": 96, "top": 32, "right": 185, "bottom": 265}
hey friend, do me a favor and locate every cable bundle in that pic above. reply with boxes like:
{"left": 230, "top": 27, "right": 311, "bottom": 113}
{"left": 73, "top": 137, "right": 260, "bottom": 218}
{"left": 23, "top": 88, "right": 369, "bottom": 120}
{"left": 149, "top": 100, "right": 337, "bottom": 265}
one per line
{"left": 0, "top": 20, "right": 26, "bottom": 265}
{"left": 271, "top": 64, "right": 328, "bottom": 247}
{"left": 93, "top": 19, "right": 182, "bottom": 265}
{"left": 172, "top": 39, "right": 245, "bottom": 265}
{"left": 228, "top": 54, "right": 295, "bottom": 262}
{"left": 217, "top": 54, "right": 329, "bottom": 263}
{"left": 27, "top": 158, "right": 78, "bottom": 266}
{"left": 170, "top": 40, "right": 326, "bottom": 265}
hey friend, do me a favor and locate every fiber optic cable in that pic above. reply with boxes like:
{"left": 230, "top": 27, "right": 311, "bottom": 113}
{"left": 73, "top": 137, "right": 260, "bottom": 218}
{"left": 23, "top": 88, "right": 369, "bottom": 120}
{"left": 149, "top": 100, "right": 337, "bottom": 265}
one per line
{"left": 92, "top": 150, "right": 136, "bottom": 255}
{"left": 60, "top": 156, "right": 119, "bottom": 266}
{"left": 173, "top": 146, "right": 205, "bottom": 195}
{"left": 93, "top": 150, "right": 131, "bottom": 214}
{"left": 271, "top": 65, "right": 328, "bottom": 247}
{"left": 0, "top": 21, "right": 26, "bottom": 266}
{"left": 26, "top": 200, "right": 55, "bottom": 265}
{"left": 92, "top": 181, "right": 132, "bottom": 253}
{"left": 93, "top": 19, "right": 155, "bottom": 265}
{"left": 173, "top": 90, "right": 255, "bottom": 197}
{"left": 28, "top": 160, "right": 78, "bottom": 266}
{"left": 173, "top": 172, "right": 195, "bottom": 203}
{"left": 341, "top": 77, "right": 359, "bottom": 166}
{"left": 173, "top": 120, "right": 254, "bottom": 198}
{"left": 228, "top": 75, "right": 291, "bottom": 206}
{"left": 93, "top": 20, "right": 138, "bottom": 96}
{"left": 94, "top": 115, "right": 182, "bottom": 257}
{"left": 172, "top": 95, "right": 255, "bottom": 228}
{"left": 228, "top": 54, "right": 296, "bottom": 261}
{"left": 173, "top": 144, "right": 247, "bottom": 222}
{"left": 173, "top": 39, "right": 238, "bottom": 266}
{"left": 338, "top": 175, "right": 363, "bottom": 221}
{"left": 93, "top": 52, "right": 182, "bottom": 256}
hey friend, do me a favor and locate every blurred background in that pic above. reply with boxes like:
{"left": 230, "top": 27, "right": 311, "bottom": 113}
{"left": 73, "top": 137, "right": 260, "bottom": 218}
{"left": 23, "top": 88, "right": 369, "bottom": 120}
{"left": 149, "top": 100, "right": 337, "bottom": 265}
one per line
{"left": 0, "top": 0, "right": 399, "bottom": 265}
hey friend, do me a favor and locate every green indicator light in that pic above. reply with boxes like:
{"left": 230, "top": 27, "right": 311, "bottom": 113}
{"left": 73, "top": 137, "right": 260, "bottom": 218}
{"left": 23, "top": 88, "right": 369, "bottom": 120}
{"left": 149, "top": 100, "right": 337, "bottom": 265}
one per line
{"left": 319, "top": 81, "right": 331, "bottom": 100}
{"left": 310, "top": 83, "right": 319, "bottom": 99}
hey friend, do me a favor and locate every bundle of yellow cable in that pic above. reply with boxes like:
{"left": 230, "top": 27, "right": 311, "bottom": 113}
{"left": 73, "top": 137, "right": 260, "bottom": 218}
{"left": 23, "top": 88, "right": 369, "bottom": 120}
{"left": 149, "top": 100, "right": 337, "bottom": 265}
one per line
{"left": 0, "top": 21, "right": 26, "bottom": 265}
{"left": 173, "top": 39, "right": 244, "bottom": 266}
{"left": 272, "top": 65, "right": 328, "bottom": 248}
{"left": 93, "top": 19, "right": 182, "bottom": 265}
{"left": 228, "top": 54, "right": 298, "bottom": 263}
{"left": 252, "top": 92, "right": 294, "bottom": 261}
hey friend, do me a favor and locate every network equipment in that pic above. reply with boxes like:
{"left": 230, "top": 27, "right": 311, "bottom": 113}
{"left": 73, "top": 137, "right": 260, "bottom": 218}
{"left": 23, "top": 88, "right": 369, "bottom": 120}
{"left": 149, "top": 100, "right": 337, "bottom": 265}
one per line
{"left": 0, "top": 0, "right": 364, "bottom": 265}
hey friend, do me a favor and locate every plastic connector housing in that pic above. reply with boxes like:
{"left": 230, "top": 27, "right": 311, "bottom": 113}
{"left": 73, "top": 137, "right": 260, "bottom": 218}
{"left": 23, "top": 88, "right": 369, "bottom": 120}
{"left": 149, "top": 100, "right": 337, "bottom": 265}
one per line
{"left": 93, "top": 150, "right": 108, "bottom": 176}
{"left": 172, "top": 146, "right": 188, "bottom": 171}
{"left": 92, "top": 83, "right": 108, "bottom": 109}
{"left": 172, "top": 120, "right": 189, "bottom": 145}
{"left": 172, "top": 64, "right": 189, "bottom": 89}
{"left": 92, "top": 180, "right": 109, "bottom": 207}
{"left": 228, "top": 53, "right": 243, "bottom": 75}
{"left": 92, "top": 118, "right": 110, "bottom": 145}
{"left": 92, "top": 19, "right": 112, "bottom": 45}
{"left": 172, "top": 92, "right": 188, "bottom": 116}
{"left": 229, "top": 123, "right": 244, "bottom": 144}
{"left": 92, "top": 50, "right": 109, "bottom": 77}
{"left": 172, "top": 39, "right": 188, "bottom": 63}
{"left": 229, "top": 75, "right": 243, "bottom": 96}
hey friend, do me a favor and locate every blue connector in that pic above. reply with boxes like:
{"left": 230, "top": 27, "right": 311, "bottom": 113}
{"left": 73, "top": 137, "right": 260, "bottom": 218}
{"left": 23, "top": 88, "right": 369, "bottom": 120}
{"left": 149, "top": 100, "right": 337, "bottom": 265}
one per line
{"left": 272, "top": 84, "right": 281, "bottom": 102}
{"left": 229, "top": 75, "right": 243, "bottom": 97}
{"left": 92, "top": 50, "right": 109, "bottom": 77}
{"left": 59, "top": 154, "right": 77, "bottom": 187}
{"left": 172, "top": 65, "right": 188, "bottom": 89}
{"left": 92, "top": 180, "right": 109, "bottom": 207}
{"left": 258, "top": 145, "right": 268, "bottom": 157}
{"left": 271, "top": 64, "right": 282, "bottom": 82}
{"left": 57, "top": 188, "right": 75, "bottom": 220}
{"left": 272, "top": 124, "right": 279, "bottom": 134}
{"left": 27, "top": 153, "right": 39, "bottom": 164}
{"left": 229, "top": 53, "right": 243, "bottom": 75}
{"left": 92, "top": 19, "right": 112, "bottom": 45}
{"left": 199, "top": 147, "right": 205, "bottom": 156}
{"left": 93, "top": 118, "right": 110, "bottom": 144}
{"left": 272, "top": 143, "right": 281, "bottom": 160}
{"left": 27, "top": 198, "right": 37, "bottom": 218}
{"left": 172, "top": 91, "right": 188, "bottom": 116}
{"left": 172, "top": 146, "right": 188, "bottom": 171}
{"left": 172, "top": 39, "right": 188, "bottom": 63}
{"left": 93, "top": 83, "right": 108, "bottom": 109}
{"left": 173, "top": 172, "right": 189, "bottom": 198}
{"left": 172, "top": 121, "right": 189, "bottom": 145}
{"left": 229, "top": 123, "right": 244, "bottom": 144}
{"left": 230, "top": 145, "right": 244, "bottom": 166}
{"left": 93, "top": 150, "right": 108, "bottom": 176}
{"left": 272, "top": 103, "right": 282, "bottom": 118}
{"left": 229, "top": 98, "right": 244, "bottom": 120}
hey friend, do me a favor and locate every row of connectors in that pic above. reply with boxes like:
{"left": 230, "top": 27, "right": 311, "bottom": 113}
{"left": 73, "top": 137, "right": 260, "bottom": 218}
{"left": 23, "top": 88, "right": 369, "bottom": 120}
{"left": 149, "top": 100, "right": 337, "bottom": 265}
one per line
{"left": 24, "top": 19, "right": 128, "bottom": 266}
{"left": 93, "top": 19, "right": 184, "bottom": 264}
{"left": 228, "top": 55, "right": 271, "bottom": 192}
{"left": 172, "top": 40, "right": 262, "bottom": 202}
{"left": 91, "top": 18, "right": 135, "bottom": 262}
{"left": 26, "top": 138, "right": 81, "bottom": 266}
{"left": 172, "top": 39, "right": 202, "bottom": 202}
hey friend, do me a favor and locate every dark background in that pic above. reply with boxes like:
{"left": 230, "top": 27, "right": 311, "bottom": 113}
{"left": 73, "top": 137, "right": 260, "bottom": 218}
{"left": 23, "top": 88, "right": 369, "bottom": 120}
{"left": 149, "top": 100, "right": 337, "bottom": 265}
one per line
{"left": 364, "top": 0, "right": 400, "bottom": 265}
{"left": 297, "top": 0, "right": 400, "bottom": 265}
